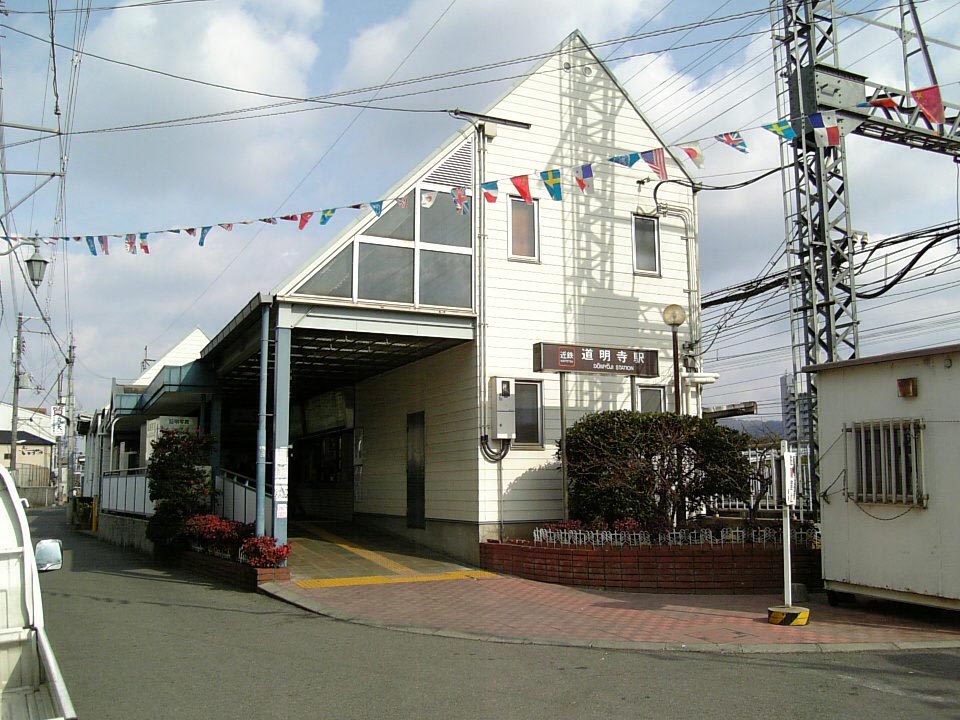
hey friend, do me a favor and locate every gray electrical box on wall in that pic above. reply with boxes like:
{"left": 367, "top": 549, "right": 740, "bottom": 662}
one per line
{"left": 489, "top": 377, "right": 516, "bottom": 440}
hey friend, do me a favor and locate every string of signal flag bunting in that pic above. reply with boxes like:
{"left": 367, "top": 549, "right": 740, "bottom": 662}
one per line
{"left": 3, "top": 84, "right": 945, "bottom": 257}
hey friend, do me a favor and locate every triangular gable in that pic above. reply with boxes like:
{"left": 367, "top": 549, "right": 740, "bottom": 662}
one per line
{"left": 135, "top": 328, "right": 210, "bottom": 385}
{"left": 275, "top": 130, "right": 475, "bottom": 298}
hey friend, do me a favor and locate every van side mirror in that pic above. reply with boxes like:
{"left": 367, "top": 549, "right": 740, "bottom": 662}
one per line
{"left": 35, "top": 539, "right": 63, "bottom": 572}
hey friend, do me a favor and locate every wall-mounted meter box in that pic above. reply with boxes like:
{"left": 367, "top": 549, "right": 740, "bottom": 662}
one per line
{"left": 489, "top": 377, "right": 516, "bottom": 440}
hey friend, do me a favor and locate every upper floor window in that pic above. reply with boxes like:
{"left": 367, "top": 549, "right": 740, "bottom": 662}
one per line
{"left": 633, "top": 215, "right": 660, "bottom": 275}
{"left": 509, "top": 197, "right": 539, "bottom": 260}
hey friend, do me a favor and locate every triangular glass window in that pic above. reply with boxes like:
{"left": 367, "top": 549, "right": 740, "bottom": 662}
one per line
{"left": 364, "top": 190, "right": 414, "bottom": 241}
{"left": 294, "top": 244, "right": 353, "bottom": 297}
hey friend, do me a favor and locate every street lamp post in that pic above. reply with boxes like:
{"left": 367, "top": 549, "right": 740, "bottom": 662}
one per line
{"left": 662, "top": 304, "right": 686, "bottom": 415}
{"left": 6, "top": 238, "right": 49, "bottom": 480}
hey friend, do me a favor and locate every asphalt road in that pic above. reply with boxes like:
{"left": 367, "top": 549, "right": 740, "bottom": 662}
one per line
{"left": 28, "top": 508, "right": 960, "bottom": 720}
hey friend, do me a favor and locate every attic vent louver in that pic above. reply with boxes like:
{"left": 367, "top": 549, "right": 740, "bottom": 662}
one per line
{"left": 424, "top": 137, "right": 474, "bottom": 187}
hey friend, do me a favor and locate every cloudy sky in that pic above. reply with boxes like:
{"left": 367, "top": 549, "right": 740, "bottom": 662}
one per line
{"left": 0, "top": 0, "right": 957, "bottom": 421}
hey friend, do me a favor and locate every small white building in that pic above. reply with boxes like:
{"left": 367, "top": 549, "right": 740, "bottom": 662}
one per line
{"left": 808, "top": 343, "right": 960, "bottom": 610}
{"left": 84, "top": 31, "right": 713, "bottom": 564}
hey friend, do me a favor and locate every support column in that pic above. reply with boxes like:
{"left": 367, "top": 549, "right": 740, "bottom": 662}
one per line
{"left": 209, "top": 396, "right": 223, "bottom": 470}
{"left": 255, "top": 305, "right": 270, "bottom": 537}
{"left": 272, "top": 321, "right": 292, "bottom": 545}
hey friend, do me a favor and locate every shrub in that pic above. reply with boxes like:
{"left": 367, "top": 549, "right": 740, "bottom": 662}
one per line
{"left": 241, "top": 536, "right": 291, "bottom": 568}
{"left": 564, "top": 411, "right": 752, "bottom": 529}
{"left": 183, "top": 514, "right": 252, "bottom": 555}
{"left": 146, "top": 430, "right": 215, "bottom": 550}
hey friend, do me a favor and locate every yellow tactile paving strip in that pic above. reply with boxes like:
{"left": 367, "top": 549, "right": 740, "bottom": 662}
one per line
{"left": 295, "top": 570, "right": 496, "bottom": 589}
{"left": 302, "top": 526, "right": 416, "bottom": 576}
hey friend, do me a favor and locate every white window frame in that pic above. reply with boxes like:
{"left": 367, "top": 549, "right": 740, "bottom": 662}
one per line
{"left": 634, "top": 384, "right": 666, "bottom": 413}
{"left": 848, "top": 418, "right": 926, "bottom": 506}
{"left": 632, "top": 214, "right": 661, "bottom": 276}
{"left": 513, "top": 380, "right": 544, "bottom": 448}
{"left": 507, "top": 196, "right": 540, "bottom": 262}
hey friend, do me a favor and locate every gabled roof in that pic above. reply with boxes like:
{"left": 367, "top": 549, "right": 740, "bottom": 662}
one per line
{"left": 135, "top": 328, "right": 210, "bottom": 385}
{"left": 274, "top": 29, "right": 693, "bottom": 297}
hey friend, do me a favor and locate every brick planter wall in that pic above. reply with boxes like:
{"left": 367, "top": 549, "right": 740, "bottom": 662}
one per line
{"left": 180, "top": 551, "right": 290, "bottom": 591}
{"left": 479, "top": 541, "right": 822, "bottom": 594}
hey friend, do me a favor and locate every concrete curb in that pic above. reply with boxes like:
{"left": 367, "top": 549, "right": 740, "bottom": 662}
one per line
{"left": 258, "top": 582, "right": 960, "bottom": 655}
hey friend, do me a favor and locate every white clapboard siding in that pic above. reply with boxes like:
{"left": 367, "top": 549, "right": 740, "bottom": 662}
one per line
{"left": 475, "top": 33, "right": 695, "bottom": 523}
{"left": 355, "top": 342, "right": 480, "bottom": 522}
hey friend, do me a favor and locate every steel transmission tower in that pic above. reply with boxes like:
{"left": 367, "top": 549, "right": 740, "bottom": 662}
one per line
{"left": 771, "top": 0, "right": 960, "bottom": 491}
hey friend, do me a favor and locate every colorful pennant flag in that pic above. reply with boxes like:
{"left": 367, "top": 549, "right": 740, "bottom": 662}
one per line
{"left": 98, "top": 235, "right": 110, "bottom": 255}
{"left": 480, "top": 181, "right": 499, "bottom": 203}
{"left": 319, "top": 209, "right": 336, "bottom": 225}
{"left": 511, "top": 175, "right": 532, "bottom": 204}
{"left": 912, "top": 85, "right": 944, "bottom": 125}
{"left": 677, "top": 143, "right": 704, "bottom": 168}
{"left": 608, "top": 152, "right": 641, "bottom": 167}
{"left": 199, "top": 226, "right": 212, "bottom": 247}
{"left": 185, "top": 228, "right": 197, "bottom": 237}
{"left": 574, "top": 164, "right": 594, "bottom": 193}
{"left": 540, "top": 169, "right": 563, "bottom": 201}
{"left": 139, "top": 233, "right": 150, "bottom": 254}
{"left": 85, "top": 236, "right": 97, "bottom": 256}
{"left": 762, "top": 120, "right": 797, "bottom": 140}
{"left": 715, "top": 132, "right": 749, "bottom": 154}
{"left": 421, "top": 191, "right": 437, "bottom": 208}
{"left": 857, "top": 96, "right": 898, "bottom": 109}
{"left": 640, "top": 149, "right": 667, "bottom": 181}
{"left": 809, "top": 112, "right": 840, "bottom": 147}
{"left": 125, "top": 234, "right": 137, "bottom": 255}
{"left": 370, "top": 201, "right": 384, "bottom": 217}
{"left": 260, "top": 218, "right": 278, "bottom": 225}
{"left": 397, "top": 196, "right": 408, "bottom": 209}
{"left": 219, "top": 223, "right": 233, "bottom": 232}
{"left": 451, "top": 186, "right": 470, "bottom": 215}
{"left": 298, "top": 212, "right": 313, "bottom": 230}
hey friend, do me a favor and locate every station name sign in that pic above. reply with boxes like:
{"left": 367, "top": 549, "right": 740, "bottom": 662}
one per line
{"left": 533, "top": 343, "right": 659, "bottom": 377}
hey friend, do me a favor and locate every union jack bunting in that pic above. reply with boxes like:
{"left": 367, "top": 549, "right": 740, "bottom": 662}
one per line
{"left": 451, "top": 186, "right": 470, "bottom": 215}
{"left": 715, "top": 131, "right": 749, "bottom": 154}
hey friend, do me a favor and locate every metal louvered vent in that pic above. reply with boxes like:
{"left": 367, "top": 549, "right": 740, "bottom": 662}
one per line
{"left": 424, "top": 138, "right": 474, "bottom": 187}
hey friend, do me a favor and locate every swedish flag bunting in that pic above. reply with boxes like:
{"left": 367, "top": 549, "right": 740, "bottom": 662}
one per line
{"left": 762, "top": 120, "right": 797, "bottom": 140}
{"left": 319, "top": 209, "right": 336, "bottom": 225}
{"left": 540, "top": 169, "right": 563, "bottom": 201}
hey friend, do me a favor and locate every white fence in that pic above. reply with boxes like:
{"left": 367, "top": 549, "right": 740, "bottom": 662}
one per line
{"left": 213, "top": 469, "right": 274, "bottom": 537}
{"left": 712, "top": 448, "right": 815, "bottom": 515}
{"left": 99, "top": 469, "right": 154, "bottom": 516}
{"left": 98, "top": 467, "right": 275, "bottom": 536}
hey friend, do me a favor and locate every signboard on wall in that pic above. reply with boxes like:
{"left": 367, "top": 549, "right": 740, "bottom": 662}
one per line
{"left": 533, "top": 343, "right": 659, "bottom": 376}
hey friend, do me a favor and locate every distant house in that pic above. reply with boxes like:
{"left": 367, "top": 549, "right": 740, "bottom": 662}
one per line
{"left": 0, "top": 429, "right": 54, "bottom": 490}
{"left": 807, "top": 343, "right": 960, "bottom": 610}
{"left": 81, "top": 31, "right": 714, "bottom": 564}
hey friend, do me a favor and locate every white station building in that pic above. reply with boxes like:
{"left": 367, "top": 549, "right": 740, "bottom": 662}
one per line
{"left": 82, "top": 31, "right": 712, "bottom": 564}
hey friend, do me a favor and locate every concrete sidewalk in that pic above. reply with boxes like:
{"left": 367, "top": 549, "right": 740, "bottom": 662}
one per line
{"left": 265, "top": 522, "right": 960, "bottom": 653}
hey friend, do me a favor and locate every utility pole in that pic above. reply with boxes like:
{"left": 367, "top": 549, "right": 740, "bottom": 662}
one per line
{"left": 66, "top": 337, "right": 75, "bottom": 494}
{"left": 10, "top": 312, "right": 22, "bottom": 477}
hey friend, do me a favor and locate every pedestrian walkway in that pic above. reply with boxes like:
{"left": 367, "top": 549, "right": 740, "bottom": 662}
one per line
{"left": 264, "top": 525, "right": 960, "bottom": 653}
